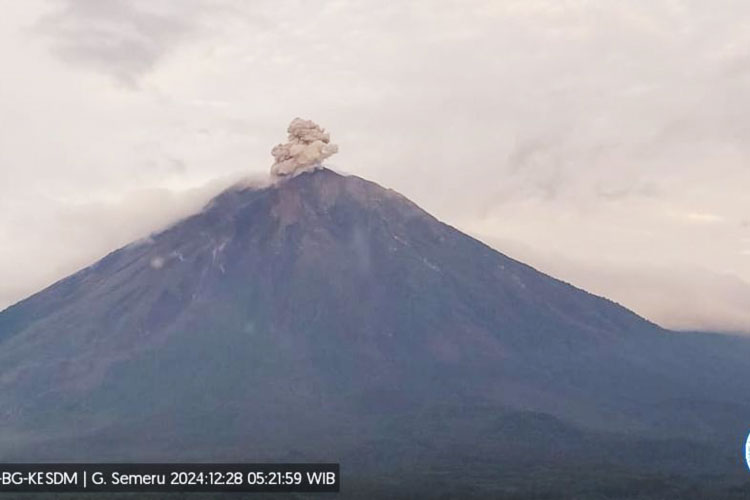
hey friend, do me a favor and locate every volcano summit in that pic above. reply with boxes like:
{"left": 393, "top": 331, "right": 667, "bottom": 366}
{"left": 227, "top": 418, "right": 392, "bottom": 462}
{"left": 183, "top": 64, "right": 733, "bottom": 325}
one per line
{"left": 1, "top": 122, "right": 749, "bottom": 498}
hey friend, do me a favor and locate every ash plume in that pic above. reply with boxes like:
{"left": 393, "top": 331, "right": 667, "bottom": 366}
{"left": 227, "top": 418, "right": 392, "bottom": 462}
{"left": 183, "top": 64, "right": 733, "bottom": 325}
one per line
{"left": 270, "top": 118, "right": 339, "bottom": 177}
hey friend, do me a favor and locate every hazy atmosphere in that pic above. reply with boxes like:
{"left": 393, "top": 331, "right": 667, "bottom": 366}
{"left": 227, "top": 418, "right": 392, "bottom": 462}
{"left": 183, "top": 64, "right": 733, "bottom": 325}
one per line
{"left": 1, "top": 0, "right": 749, "bottom": 333}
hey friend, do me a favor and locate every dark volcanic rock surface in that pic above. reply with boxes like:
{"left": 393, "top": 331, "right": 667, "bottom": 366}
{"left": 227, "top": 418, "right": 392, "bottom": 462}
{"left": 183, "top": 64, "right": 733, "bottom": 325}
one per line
{"left": 0, "top": 169, "right": 748, "bottom": 491}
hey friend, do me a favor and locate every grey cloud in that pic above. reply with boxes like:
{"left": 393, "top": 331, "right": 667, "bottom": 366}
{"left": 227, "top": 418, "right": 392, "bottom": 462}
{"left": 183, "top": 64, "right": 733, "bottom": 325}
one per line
{"left": 36, "top": 0, "right": 196, "bottom": 86}
{"left": 594, "top": 181, "right": 662, "bottom": 202}
{"left": 505, "top": 139, "right": 567, "bottom": 201}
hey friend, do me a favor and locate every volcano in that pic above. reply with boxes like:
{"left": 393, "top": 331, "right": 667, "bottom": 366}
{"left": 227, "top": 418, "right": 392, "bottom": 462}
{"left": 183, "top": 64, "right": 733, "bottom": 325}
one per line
{"left": 1, "top": 168, "right": 749, "bottom": 497}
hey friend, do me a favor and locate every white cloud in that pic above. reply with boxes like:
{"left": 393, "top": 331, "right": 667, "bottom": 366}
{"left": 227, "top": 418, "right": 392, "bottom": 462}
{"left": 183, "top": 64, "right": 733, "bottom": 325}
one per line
{"left": 683, "top": 212, "right": 725, "bottom": 223}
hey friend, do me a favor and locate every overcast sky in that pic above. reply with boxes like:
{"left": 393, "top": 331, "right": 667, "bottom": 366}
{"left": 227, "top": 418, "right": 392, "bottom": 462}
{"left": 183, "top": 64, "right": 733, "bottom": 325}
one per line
{"left": 1, "top": 0, "right": 749, "bottom": 333}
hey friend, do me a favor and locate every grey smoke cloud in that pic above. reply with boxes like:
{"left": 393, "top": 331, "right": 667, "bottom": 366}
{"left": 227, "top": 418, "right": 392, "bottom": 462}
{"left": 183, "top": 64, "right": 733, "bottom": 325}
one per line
{"left": 270, "top": 118, "right": 339, "bottom": 177}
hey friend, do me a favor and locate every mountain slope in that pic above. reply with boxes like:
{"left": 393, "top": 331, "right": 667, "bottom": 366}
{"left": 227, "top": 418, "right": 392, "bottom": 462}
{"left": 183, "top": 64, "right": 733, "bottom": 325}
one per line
{"left": 0, "top": 169, "right": 749, "bottom": 495}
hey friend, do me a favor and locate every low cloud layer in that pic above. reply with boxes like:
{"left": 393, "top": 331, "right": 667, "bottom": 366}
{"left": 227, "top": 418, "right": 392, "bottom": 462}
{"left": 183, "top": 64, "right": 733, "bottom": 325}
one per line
{"left": 270, "top": 118, "right": 339, "bottom": 177}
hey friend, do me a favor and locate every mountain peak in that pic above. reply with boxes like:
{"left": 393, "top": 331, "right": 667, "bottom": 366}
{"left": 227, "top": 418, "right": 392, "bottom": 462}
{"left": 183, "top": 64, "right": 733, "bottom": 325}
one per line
{"left": 6, "top": 155, "right": 750, "bottom": 491}
{"left": 0, "top": 164, "right": 673, "bottom": 457}
{"left": 2, "top": 166, "right": 660, "bottom": 355}
{"left": 205, "top": 167, "right": 426, "bottom": 232}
